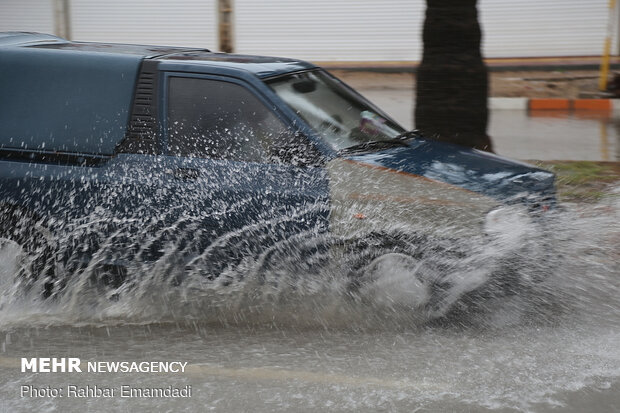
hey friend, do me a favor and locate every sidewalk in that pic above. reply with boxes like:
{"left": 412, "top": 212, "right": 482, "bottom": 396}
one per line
{"left": 319, "top": 55, "right": 620, "bottom": 73}
{"left": 329, "top": 66, "right": 620, "bottom": 114}
{"left": 331, "top": 70, "right": 613, "bottom": 99}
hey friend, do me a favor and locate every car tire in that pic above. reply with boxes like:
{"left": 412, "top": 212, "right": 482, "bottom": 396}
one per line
{"left": 354, "top": 252, "right": 436, "bottom": 310}
{"left": 0, "top": 206, "right": 57, "bottom": 298}
{"left": 342, "top": 232, "right": 455, "bottom": 312}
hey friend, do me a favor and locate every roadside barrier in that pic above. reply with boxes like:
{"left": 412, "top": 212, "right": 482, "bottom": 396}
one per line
{"left": 489, "top": 98, "right": 620, "bottom": 115}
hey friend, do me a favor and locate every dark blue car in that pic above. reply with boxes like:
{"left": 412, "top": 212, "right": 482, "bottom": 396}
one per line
{"left": 0, "top": 33, "right": 555, "bottom": 306}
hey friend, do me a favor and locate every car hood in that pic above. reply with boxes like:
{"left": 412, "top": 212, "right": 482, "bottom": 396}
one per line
{"left": 341, "top": 138, "right": 556, "bottom": 206}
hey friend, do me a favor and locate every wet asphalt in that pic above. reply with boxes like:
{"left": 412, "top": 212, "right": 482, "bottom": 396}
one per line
{"left": 360, "top": 88, "right": 620, "bottom": 162}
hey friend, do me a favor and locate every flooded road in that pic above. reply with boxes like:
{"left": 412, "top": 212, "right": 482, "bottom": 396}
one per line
{"left": 361, "top": 88, "right": 620, "bottom": 162}
{"left": 1, "top": 87, "right": 619, "bottom": 412}
{"left": 1, "top": 193, "right": 619, "bottom": 412}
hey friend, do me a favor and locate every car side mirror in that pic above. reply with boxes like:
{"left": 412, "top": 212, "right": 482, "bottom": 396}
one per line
{"left": 292, "top": 79, "right": 317, "bottom": 94}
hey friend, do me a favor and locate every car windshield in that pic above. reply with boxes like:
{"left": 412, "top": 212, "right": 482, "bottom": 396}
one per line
{"left": 266, "top": 70, "right": 406, "bottom": 151}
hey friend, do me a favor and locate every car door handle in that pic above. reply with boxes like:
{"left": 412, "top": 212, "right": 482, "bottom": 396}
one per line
{"left": 172, "top": 167, "right": 200, "bottom": 180}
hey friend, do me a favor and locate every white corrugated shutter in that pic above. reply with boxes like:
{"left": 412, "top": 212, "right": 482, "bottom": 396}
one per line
{"left": 479, "top": 0, "right": 614, "bottom": 58}
{"left": 0, "top": 0, "right": 54, "bottom": 34}
{"left": 70, "top": 0, "right": 217, "bottom": 49}
{"left": 0, "top": 0, "right": 615, "bottom": 61}
{"left": 235, "top": 0, "right": 614, "bottom": 61}
{"left": 235, "top": 0, "right": 426, "bottom": 62}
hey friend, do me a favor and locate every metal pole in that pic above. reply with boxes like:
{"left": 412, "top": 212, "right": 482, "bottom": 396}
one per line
{"left": 218, "top": 0, "right": 234, "bottom": 53}
{"left": 599, "top": 0, "right": 617, "bottom": 91}
{"left": 53, "top": 0, "right": 72, "bottom": 40}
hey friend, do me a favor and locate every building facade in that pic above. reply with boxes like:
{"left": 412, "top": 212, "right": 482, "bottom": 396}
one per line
{"left": 1, "top": 0, "right": 617, "bottom": 62}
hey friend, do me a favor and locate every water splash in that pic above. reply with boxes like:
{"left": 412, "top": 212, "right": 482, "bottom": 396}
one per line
{"left": 0, "top": 187, "right": 617, "bottom": 331}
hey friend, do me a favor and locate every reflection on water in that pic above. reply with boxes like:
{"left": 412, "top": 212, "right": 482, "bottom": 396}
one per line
{"left": 0, "top": 190, "right": 618, "bottom": 412}
{"left": 612, "top": 118, "right": 620, "bottom": 161}
{"left": 489, "top": 110, "right": 620, "bottom": 162}
{"left": 361, "top": 87, "right": 620, "bottom": 162}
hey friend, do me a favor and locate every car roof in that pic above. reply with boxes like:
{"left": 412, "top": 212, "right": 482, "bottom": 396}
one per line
{"left": 158, "top": 50, "right": 316, "bottom": 78}
{"left": 0, "top": 32, "right": 316, "bottom": 78}
{"left": 0, "top": 31, "right": 67, "bottom": 47}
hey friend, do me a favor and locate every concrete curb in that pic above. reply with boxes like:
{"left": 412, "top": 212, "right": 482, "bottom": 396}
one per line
{"left": 488, "top": 97, "right": 528, "bottom": 110}
{"left": 489, "top": 97, "right": 620, "bottom": 113}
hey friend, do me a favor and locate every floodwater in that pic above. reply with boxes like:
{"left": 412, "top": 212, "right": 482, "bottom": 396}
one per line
{"left": 1, "top": 89, "right": 619, "bottom": 412}
{"left": 362, "top": 89, "right": 620, "bottom": 162}
{"left": 1, "top": 189, "right": 619, "bottom": 412}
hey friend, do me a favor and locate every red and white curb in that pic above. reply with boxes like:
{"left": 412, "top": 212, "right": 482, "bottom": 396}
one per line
{"left": 489, "top": 97, "right": 620, "bottom": 113}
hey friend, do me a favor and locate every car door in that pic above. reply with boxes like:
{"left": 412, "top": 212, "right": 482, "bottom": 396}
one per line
{"left": 157, "top": 73, "right": 330, "bottom": 277}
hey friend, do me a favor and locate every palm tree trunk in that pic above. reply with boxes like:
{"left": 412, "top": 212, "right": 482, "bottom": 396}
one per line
{"left": 415, "top": 0, "right": 493, "bottom": 152}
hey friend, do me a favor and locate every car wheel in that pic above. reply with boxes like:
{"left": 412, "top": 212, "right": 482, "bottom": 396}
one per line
{"left": 355, "top": 252, "right": 435, "bottom": 309}
{"left": 342, "top": 232, "right": 454, "bottom": 312}
{"left": 0, "top": 207, "right": 57, "bottom": 298}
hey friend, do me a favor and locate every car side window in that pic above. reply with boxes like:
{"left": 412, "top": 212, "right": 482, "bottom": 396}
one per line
{"left": 167, "top": 76, "right": 297, "bottom": 163}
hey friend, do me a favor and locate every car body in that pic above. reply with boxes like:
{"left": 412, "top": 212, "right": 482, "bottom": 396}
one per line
{"left": 0, "top": 33, "right": 556, "bottom": 303}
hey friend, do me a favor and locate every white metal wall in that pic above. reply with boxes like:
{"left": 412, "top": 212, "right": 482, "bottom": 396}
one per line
{"left": 70, "top": 0, "right": 217, "bottom": 48}
{"left": 480, "top": 0, "right": 614, "bottom": 58}
{"left": 236, "top": 0, "right": 614, "bottom": 61}
{"left": 235, "top": 0, "right": 425, "bottom": 61}
{"left": 0, "top": 0, "right": 616, "bottom": 60}
{"left": 0, "top": 0, "right": 54, "bottom": 34}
